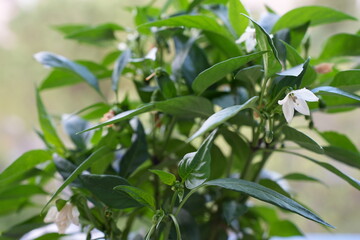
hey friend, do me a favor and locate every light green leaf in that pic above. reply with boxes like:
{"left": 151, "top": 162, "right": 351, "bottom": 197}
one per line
{"left": 79, "top": 103, "right": 155, "bottom": 133}
{"left": 42, "top": 146, "right": 113, "bottom": 214}
{"left": 282, "top": 126, "right": 323, "bottom": 154}
{"left": 228, "top": 0, "right": 249, "bottom": 37}
{"left": 205, "top": 178, "right": 333, "bottom": 228}
{"left": 149, "top": 170, "right": 176, "bottom": 186}
{"left": 179, "top": 130, "right": 217, "bottom": 189}
{"left": 281, "top": 173, "right": 323, "bottom": 184}
{"left": 155, "top": 96, "right": 213, "bottom": 118}
{"left": 36, "top": 90, "right": 65, "bottom": 153}
{"left": 312, "top": 86, "right": 360, "bottom": 102}
{"left": 330, "top": 70, "right": 360, "bottom": 92}
{"left": 192, "top": 52, "right": 264, "bottom": 94}
{"left": 323, "top": 146, "right": 360, "bottom": 169}
{"left": 272, "top": 6, "right": 356, "bottom": 32}
{"left": 114, "top": 185, "right": 155, "bottom": 210}
{"left": 318, "top": 33, "right": 360, "bottom": 60}
{"left": 0, "top": 150, "right": 51, "bottom": 184}
{"left": 188, "top": 96, "right": 258, "bottom": 141}
{"left": 319, "top": 131, "right": 358, "bottom": 153}
{"left": 139, "top": 15, "right": 232, "bottom": 38}
{"left": 243, "top": 15, "right": 282, "bottom": 77}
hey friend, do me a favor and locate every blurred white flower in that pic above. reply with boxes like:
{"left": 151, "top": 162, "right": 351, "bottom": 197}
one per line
{"left": 145, "top": 47, "right": 158, "bottom": 61}
{"left": 44, "top": 203, "right": 80, "bottom": 234}
{"left": 236, "top": 27, "right": 256, "bottom": 52}
{"left": 278, "top": 88, "right": 319, "bottom": 123}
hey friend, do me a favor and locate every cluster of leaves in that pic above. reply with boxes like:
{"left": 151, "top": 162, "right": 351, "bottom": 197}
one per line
{"left": 1, "top": 0, "right": 360, "bottom": 239}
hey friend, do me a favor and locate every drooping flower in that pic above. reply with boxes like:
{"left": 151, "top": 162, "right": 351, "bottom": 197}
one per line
{"left": 278, "top": 88, "right": 319, "bottom": 123}
{"left": 314, "top": 63, "right": 333, "bottom": 74}
{"left": 44, "top": 203, "right": 80, "bottom": 234}
{"left": 235, "top": 27, "right": 256, "bottom": 52}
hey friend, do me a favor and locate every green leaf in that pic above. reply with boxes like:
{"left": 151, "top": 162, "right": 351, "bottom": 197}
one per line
{"left": 119, "top": 119, "right": 149, "bottom": 177}
{"left": 139, "top": 15, "right": 232, "bottom": 39}
{"left": 235, "top": 65, "right": 263, "bottom": 86}
{"left": 271, "top": 6, "right": 356, "bottom": 32}
{"left": 205, "top": 178, "right": 333, "bottom": 228}
{"left": 281, "top": 173, "right": 323, "bottom": 184}
{"left": 179, "top": 130, "right": 217, "bottom": 189}
{"left": 0, "top": 150, "right": 51, "bottom": 184}
{"left": 318, "top": 33, "right": 360, "bottom": 59}
{"left": 323, "top": 146, "right": 360, "bottom": 169}
{"left": 79, "top": 103, "right": 155, "bottom": 133}
{"left": 155, "top": 96, "right": 214, "bottom": 118}
{"left": 36, "top": 90, "right": 65, "bottom": 153}
{"left": 192, "top": 52, "right": 264, "bottom": 94}
{"left": 243, "top": 15, "right": 282, "bottom": 77}
{"left": 39, "top": 69, "right": 83, "bottom": 90}
{"left": 0, "top": 185, "right": 46, "bottom": 200}
{"left": 114, "top": 185, "right": 155, "bottom": 210}
{"left": 228, "top": 0, "right": 249, "bottom": 37}
{"left": 330, "top": 70, "right": 360, "bottom": 92}
{"left": 79, "top": 174, "right": 141, "bottom": 209}
{"left": 188, "top": 96, "right": 258, "bottom": 141}
{"left": 277, "top": 150, "right": 360, "bottom": 191}
{"left": 55, "top": 23, "right": 124, "bottom": 44}
{"left": 269, "top": 220, "right": 303, "bottom": 237}
{"left": 319, "top": 131, "right": 358, "bottom": 153}
{"left": 203, "top": 31, "right": 242, "bottom": 58}
{"left": 62, "top": 114, "right": 91, "bottom": 150}
{"left": 282, "top": 126, "right": 323, "bottom": 154}
{"left": 112, "top": 49, "right": 132, "bottom": 93}
{"left": 149, "top": 170, "right": 176, "bottom": 186}
{"left": 42, "top": 146, "right": 113, "bottom": 214}
{"left": 155, "top": 69, "right": 177, "bottom": 99}
{"left": 312, "top": 86, "right": 360, "bottom": 102}
{"left": 34, "top": 52, "right": 101, "bottom": 94}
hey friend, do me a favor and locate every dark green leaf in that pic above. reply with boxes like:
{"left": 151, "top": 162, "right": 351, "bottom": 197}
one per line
{"left": 203, "top": 31, "right": 242, "bottom": 58}
{"left": 318, "top": 33, "right": 360, "bottom": 60}
{"left": 205, "top": 178, "right": 333, "bottom": 228}
{"left": 243, "top": 15, "right": 282, "bottom": 77}
{"left": 34, "top": 52, "right": 100, "bottom": 93}
{"left": 228, "top": 0, "right": 249, "bottom": 37}
{"left": 0, "top": 150, "right": 51, "bottom": 184}
{"left": 282, "top": 126, "right": 323, "bottom": 154}
{"left": 79, "top": 174, "right": 141, "bottom": 209}
{"left": 155, "top": 96, "right": 214, "bottom": 118}
{"left": 79, "top": 103, "right": 155, "bottom": 133}
{"left": 259, "top": 179, "right": 291, "bottom": 198}
{"left": 312, "top": 86, "right": 360, "bottom": 101}
{"left": 139, "top": 15, "right": 232, "bottom": 39}
{"left": 192, "top": 52, "right": 264, "bottom": 94}
{"left": 155, "top": 69, "right": 177, "bottom": 99}
{"left": 112, "top": 49, "right": 132, "bottom": 93}
{"left": 119, "top": 119, "right": 149, "bottom": 177}
{"left": 324, "top": 146, "right": 360, "bottom": 169}
{"left": 319, "top": 131, "right": 358, "bottom": 153}
{"left": 188, "top": 96, "right": 258, "bottom": 141}
{"left": 36, "top": 90, "right": 65, "bottom": 153}
{"left": 271, "top": 6, "right": 356, "bottom": 32}
{"left": 149, "top": 170, "right": 176, "bottom": 186}
{"left": 179, "top": 130, "right": 217, "bottom": 189}
{"left": 114, "top": 185, "right": 155, "bottom": 210}
{"left": 42, "top": 146, "right": 113, "bottom": 214}
{"left": 235, "top": 65, "right": 263, "bottom": 86}
{"left": 330, "top": 70, "right": 360, "bottom": 92}
{"left": 290, "top": 22, "right": 310, "bottom": 49}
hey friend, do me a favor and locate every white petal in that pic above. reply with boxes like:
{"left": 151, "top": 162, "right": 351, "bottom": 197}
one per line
{"left": 70, "top": 206, "right": 80, "bottom": 226}
{"left": 145, "top": 47, "right": 157, "bottom": 60}
{"left": 56, "top": 219, "right": 71, "bottom": 234}
{"left": 278, "top": 93, "right": 290, "bottom": 105}
{"left": 44, "top": 206, "right": 57, "bottom": 223}
{"left": 245, "top": 38, "right": 257, "bottom": 52}
{"left": 293, "top": 98, "right": 310, "bottom": 115}
{"left": 282, "top": 100, "right": 295, "bottom": 123}
{"left": 293, "top": 88, "right": 319, "bottom": 102}
{"left": 236, "top": 32, "right": 249, "bottom": 44}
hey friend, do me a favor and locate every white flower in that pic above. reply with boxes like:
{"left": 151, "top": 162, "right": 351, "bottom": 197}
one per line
{"left": 278, "top": 88, "right": 319, "bottom": 123}
{"left": 44, "top": 203, "right": 80, "bottom": 234}
{"left": 236, "top": 27, "right": 256, "bottom": 52}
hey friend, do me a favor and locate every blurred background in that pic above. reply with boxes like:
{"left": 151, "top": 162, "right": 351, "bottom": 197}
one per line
{"left": 0, "top": 0, "right": 359, "bottom": 235}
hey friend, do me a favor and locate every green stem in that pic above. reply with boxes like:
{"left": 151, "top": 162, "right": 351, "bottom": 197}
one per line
{"left": 258, "top": 77, "right": 269, "bottom": 105}
{"left": 146, "top": 224, "right": 156, "bottom": 240}
{"left": 169, "top": 214, "right": 182, "bottom": 240}
{"left": 174, "top": 186, "right": 201, "bottom": 217}
{"left": 251, "top": 150, "right": 272, "bottom": 182}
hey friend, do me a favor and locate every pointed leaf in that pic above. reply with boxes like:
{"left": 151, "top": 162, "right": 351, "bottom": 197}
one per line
{"left": 319, "top": 131, "right": 358, "bottom": 153}
{"left": 228, "top": 0, "right": 249, "bottom": 36}
{"left": 192, "top": 52, "right": 264, "bottom": 94}
{"left": 179, "top": 130, "right": 217, "bottom": 189}
{"left": 205, "top": 178, "right": 333, "bottom": 228}
{"left": 272, "top": 6, "right": 356, "bottom": 32}
{"left": 330, "top": 70, "right": 360, "bottom": 92}
{"left": 323, "top": 146, "right": 360, "bottom": 169}
{"left": 112, "top": 49, "right": 132, "bottom": 93}
{"left": 188, "top": 96, "right": 258, "bottom": 141}
{"left": 312, "top": 86, "right": 360, "bottom": 102}
{"left": 318, "top": 33, "right": 360, "bottom": 60}
{"left": 282, "top": 126, "right": 323, "bottom": 154}
{"left": 62, "top": 114, "right": 91, "bottom": 150}
{"left": 149, "top": 170, "right": 176, "bottom": 186}
{"left": 114, "top": 185, "right": 155, "bottom": 210}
